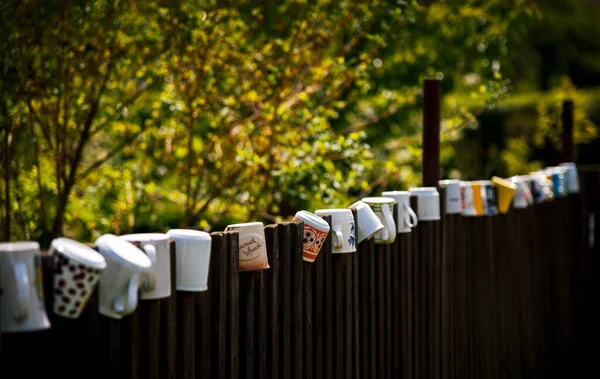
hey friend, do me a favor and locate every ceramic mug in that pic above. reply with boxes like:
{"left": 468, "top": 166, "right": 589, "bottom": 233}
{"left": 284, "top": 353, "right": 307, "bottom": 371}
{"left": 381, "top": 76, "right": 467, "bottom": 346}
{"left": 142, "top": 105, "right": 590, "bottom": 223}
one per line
{"left": 559, "top": 162, "right": 580, "bottom": 193}
{"left": 51, "top": 238, "right": 106, "bottom": 319}
{"left": 362, "top": 197, "right": 397, "bottom": 244}
{"left": 225, "top": 222, "right": 270, "bottom": 271}
{"left": 490, "top": 177, "right": 516, "bottom": 214}
{"left": 0, "top": 242, "right": 51, "bottom": 332}
{"left": 349, "top": 201, "right": 385, "bottom": 242}
{"left": 293, "top": 211, "right": 330, "bottom": 262}
{"left": 545, "top": 167, "right": 567, "bottom": 198}
{"left": 511, "top": 176, "right": 531, "bottom": 209}
{"left": 315, "top": 209, "right": 356, "bottom": 253}
{"left": 471, "top": 181, "right": 485, "bottom": 216}
{"left": 519, "top": 175, "right": 535, "bottom": 206}
{"left": 166, "top": 229, "right": 212, "bottom": 292}
{"left": 461, "top": 182, "right": 477, "bottom": 216}
{"left": 95, "top": 234, "right": 152, "bottom": 319}
{"left": 381, "top": 191, "right": 418, "bottom": 233}
{"left": 438, "top": 180, "right": 463, "bottom": 214}
{"left": 409, "top": 187, "right": 441, "bottom": 221}
{"left": 120, "top": 233, "right": 171, "bottom": 300}
{"left": 530, "top": 171, "right": 553, "bottom": 203}
{"left": 480, "top": 180, "right": 499, "bottom": 216}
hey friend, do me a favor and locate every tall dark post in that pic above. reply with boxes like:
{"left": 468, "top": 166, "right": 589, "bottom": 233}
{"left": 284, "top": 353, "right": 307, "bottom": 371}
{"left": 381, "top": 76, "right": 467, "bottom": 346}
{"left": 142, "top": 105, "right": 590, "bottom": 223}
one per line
{"left": 423, "top": 78, "right": 442, "bottom": 187}
{"left": 561, "top": 99, "right": 574, "bottom": 163}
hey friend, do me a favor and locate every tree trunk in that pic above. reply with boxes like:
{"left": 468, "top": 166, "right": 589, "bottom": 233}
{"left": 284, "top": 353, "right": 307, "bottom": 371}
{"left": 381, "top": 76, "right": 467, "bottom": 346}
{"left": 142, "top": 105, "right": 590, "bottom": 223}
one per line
{"left": 50, "top": 181, "right": 73, "bottom": 243}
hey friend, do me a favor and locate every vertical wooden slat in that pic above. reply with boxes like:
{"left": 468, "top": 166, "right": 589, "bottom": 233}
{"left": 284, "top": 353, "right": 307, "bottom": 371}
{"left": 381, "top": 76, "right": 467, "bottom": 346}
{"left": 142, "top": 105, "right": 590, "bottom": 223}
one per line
{"left": 334, "top": 252, "right": 344, "bottom": 379}
{"left": 196, "top": 239, "right": 211, "bottom": 379}
{"left": 352, "top": 208, "right": 360, "bottom": 379}
{"left": 323, "top": 217, "right": 335, "bottom": 379}
{"left": 159, "top": 241, "right": 177, "bottom": 379}
{"left": 358, "top": 230, "right": 371, "bottom": 379}
{"left": 177, "top": 291, "right": 197, "bottom": 379}
{"left": 239, "top": 270, "right": 255, "bottom": 379}
{"left": 311, "top": 218, "right": 325, "bottom": 379}
{"left": 265, "top": 224, "right": 280, "bottom": 379}
{"left": 278, "top": 222, "right": 292, "bottom": 379}
{"left": 290, "top": 221, "right": 304, "bottom": 379}
{"left": 227, "top": 231, "right": 240, "bottom": 379}
{"left": 303, "top": 255, "right": 313, "bottom": 379}
{"left": 210, "top": 232, "right": 228, "bottom": 379}
{"left": 368, "top": 235, "right": 377, "bottom": 379}
{"left": 256, "top": 269, "right": 267, "bottom": 379}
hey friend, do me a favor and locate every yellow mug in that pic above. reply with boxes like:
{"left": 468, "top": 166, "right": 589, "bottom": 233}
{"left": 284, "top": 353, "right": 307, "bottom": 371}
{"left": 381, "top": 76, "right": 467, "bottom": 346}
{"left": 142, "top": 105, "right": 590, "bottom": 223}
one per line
{"left": 491, "top": 176, "right": 517, "bottom": 214}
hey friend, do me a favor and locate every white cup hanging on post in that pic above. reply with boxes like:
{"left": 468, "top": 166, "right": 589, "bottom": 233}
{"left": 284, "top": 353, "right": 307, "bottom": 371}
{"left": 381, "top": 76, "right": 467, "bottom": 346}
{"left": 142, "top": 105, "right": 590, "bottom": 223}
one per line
{"left": 409, "top": 187, "right": 441, "bottom": 221}
{"left": 438, "top": 180, "right": 463, "bottom": 214}
{"left": 361, "top": 197, "right": 397, "bottom": 244}
{"left": 95, "top": 235, "right": 152, "bottom": 319}
{"left": 315, "top": 209, "right": 356, "bottom": 253}
{"left": 559, "top": 162, "right": 580, "bottom": 193}
{"left": 0, "top": 242, "right": 51, "bottom": 333}
{"left": 120, "top": 233, "right": 172, "bottom": 300}
{"left": 167, "top": 229, "right": 212, "bottom": 291}
{"left": 381, "top": 191, "right": 418, "bottom": 233}
{"left": 348, "top": 200, "right": 385, "bottom": 243}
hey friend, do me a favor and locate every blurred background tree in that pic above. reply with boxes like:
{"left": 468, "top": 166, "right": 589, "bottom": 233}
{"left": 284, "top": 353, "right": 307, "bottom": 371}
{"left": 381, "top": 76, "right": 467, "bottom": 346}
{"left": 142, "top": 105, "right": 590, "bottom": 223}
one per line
{"left": 1, "top": 0, "right": 598, "bottom": 246}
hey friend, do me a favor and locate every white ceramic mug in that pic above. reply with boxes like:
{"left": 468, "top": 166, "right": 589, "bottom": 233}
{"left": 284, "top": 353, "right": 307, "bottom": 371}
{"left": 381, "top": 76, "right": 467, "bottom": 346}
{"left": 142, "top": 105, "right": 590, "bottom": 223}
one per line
{"left": 559, "top": 162, "right": 580, "bottom": 193}
{"left": 362, "top": 197, "right": 396, "bottom": 244}
{"left": 51, "top": 238, "right": 106, "bottom": 319}
{"left": 293, "top": 211, "right": 330, "bottom": 263}
{"left": 382, "top": 191, "right": 418, "bottom": 233}
{"left": 349, "top": 201, "right": 385, "bottom": 243}
{"left": 511, "top": 176, "right": 531, "bottom": 209}
{"left": 0, "top": 242, "right": 51, "bottom": 332}
{"left": 480, "top": 180, "right": 499, "bottom": 216}
{"left": 409, "top": 187, "right": 441, "bottom": 221}
{"left": 315, "top": 209, "right": 356, "bottom": 253}
{"left": 438, "top": 180, "right": 463, "bottom": 214}
{"left": 120, "top": 233, "right": 171, "bottom": 300}
{"left": 461, "top": 182, "right": 477, "bottom": 216}
{"left": 95, "top": 234, "right": 152, "bottom": 319}
{"left": 225, "top": 222, "right": 270, "bottom": 272}
{"left": 167, "top": 229, "right": 212, "bottom": 291}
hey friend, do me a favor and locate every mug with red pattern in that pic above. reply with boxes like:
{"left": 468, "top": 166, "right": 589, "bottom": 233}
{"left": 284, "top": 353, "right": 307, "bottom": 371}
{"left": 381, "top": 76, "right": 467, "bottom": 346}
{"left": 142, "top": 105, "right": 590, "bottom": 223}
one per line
{"left": 51, "top": 238, "right": 106, "bottom": 319}
{"left": 293, "top": 211, "right": 330, "bottom": 263}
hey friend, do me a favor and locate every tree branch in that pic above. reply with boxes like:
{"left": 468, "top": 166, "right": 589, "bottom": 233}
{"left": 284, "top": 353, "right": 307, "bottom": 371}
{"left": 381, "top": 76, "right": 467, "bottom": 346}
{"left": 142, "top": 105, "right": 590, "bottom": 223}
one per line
{"left": 76, "top": 130, "right": 143, "bottom": 182}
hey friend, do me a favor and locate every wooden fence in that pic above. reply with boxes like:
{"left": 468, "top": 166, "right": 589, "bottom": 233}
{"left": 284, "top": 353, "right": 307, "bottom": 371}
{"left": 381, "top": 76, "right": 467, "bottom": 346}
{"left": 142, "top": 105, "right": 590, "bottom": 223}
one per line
{"left": 1, "top": 167, "right": 599, "bottom": 379}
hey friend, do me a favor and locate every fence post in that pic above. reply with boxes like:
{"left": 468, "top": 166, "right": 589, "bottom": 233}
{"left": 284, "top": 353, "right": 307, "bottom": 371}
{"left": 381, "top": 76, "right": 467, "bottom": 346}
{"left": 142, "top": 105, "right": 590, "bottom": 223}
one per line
{"left": 423, "top": 78, "right": 442, "bottom": 188}
{"left": 561, "top": 99, "right": 574, "bottom": 163}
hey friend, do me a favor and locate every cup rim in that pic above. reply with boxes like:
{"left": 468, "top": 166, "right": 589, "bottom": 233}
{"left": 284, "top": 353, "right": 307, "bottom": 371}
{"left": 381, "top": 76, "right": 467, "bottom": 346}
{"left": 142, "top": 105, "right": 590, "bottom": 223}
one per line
{"left": 51, "top": 238, "right": 106, "bottom": 269}
{"left": 362, "top": 196, "right": 396, "bottom": 204}
{"left": 226, "top": 221, "right": 264, "bottom": 229}
{"left": 409, "top": 187, "right": 439, "bottom": 196}
{"left": 0, "top": 241, "right": 40, "bottom": 253}
{"left": 315, "top": 208, "right": 353, "bottom": 216}
{"left": 381, "top": 190, "right": 410, "bottom": 196}
{"left": 438, "top": 179, "right": 461, "bottom": 186}
{"left": 294, "top": 211, "right": 330, "bottom": 231}
{"left": 95, "top": 234, "right": 152, "bottom": 270}
{"left": 167, "top": 229, "right": 211, "bottom": 241}
{"left": 120, "top": 233, "right": 170, "bottom": 243}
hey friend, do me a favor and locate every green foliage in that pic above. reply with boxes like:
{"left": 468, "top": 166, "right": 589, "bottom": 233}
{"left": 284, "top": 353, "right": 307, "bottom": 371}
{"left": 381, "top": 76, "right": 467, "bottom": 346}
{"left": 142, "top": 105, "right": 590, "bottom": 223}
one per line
{"left": 1, "top": 0, "right": 538, "bottom": 245}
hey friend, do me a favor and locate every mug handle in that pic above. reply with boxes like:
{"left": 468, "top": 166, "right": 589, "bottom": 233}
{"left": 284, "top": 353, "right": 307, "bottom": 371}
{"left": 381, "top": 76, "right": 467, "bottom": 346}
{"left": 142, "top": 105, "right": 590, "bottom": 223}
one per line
{"left": 113, "top": 273, "right": 141, "bottom": 315}
{"left": 12, "top": 262, "right": 31, "bottom": 321}
{"left": 331, "top": 224, "right": 344, "bottom": 249}
{"left": 404, "top": 202, "right": 418, "bottom": 228}
{"left": 381, "top": 204, "right": 395, "bottom": 241}
{"left": 123, "top": 273, "right": 141, "bottom": 315}
{"left": 142, "top": 244, "right": 157, "bottom": 291}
